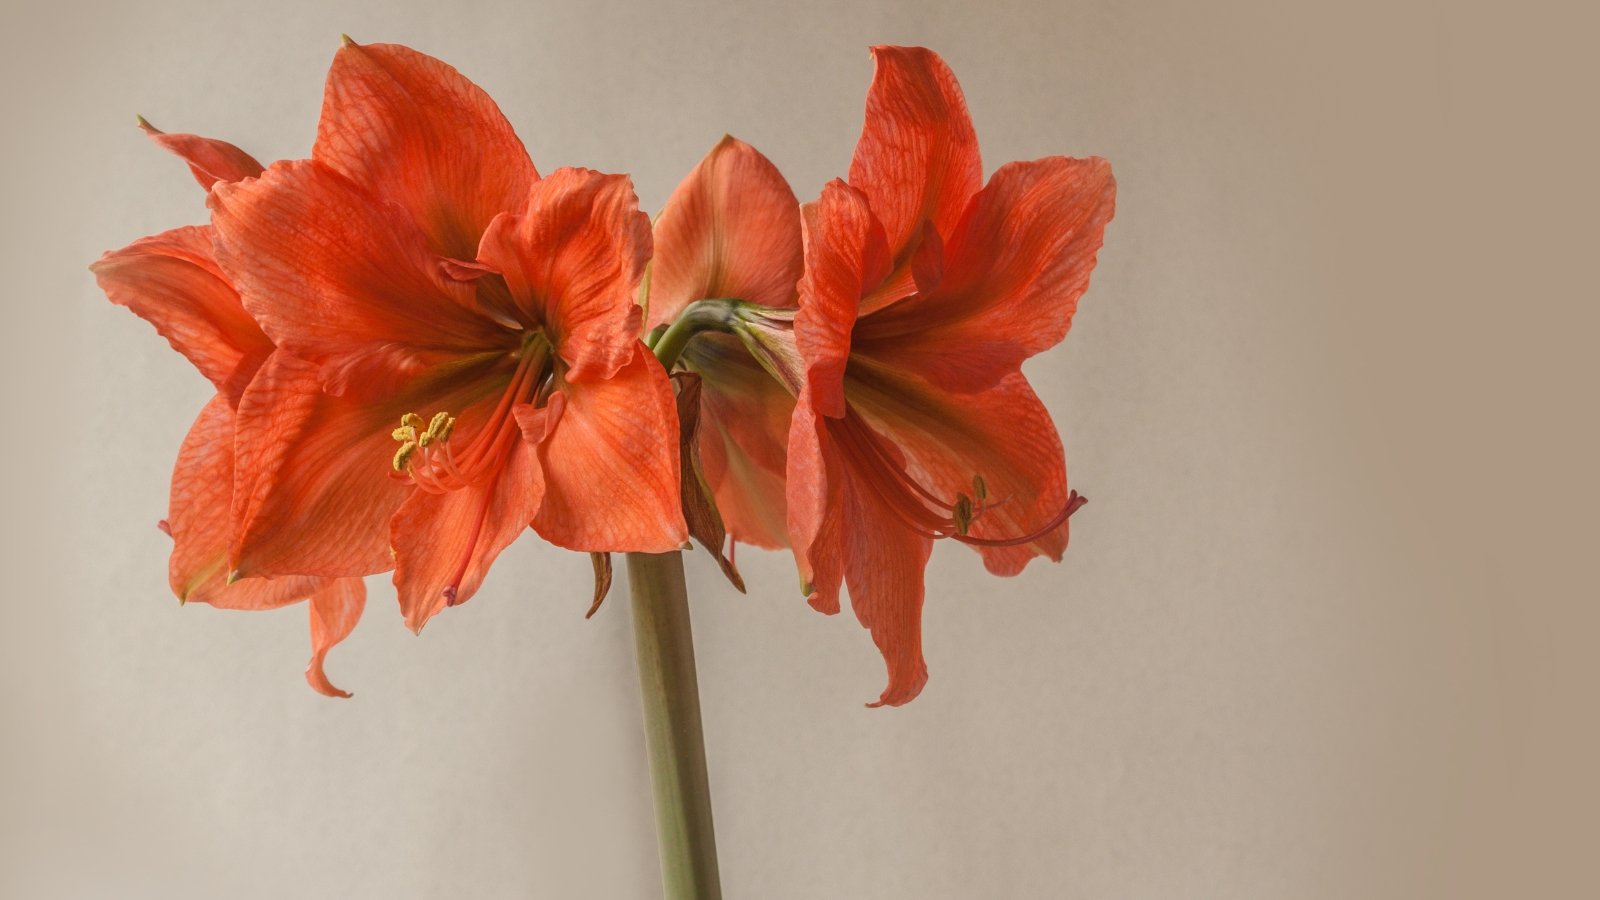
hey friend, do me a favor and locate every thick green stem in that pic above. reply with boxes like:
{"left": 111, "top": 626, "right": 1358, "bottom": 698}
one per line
{"left": 649, "top": 299, "right": 740, "bottom": 367}
{"left": 627, "top": 551, "right": 722, "bottom": 900}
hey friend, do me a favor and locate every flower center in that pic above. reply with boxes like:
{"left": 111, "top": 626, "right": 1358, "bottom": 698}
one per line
{"left": 389, "top": 333, "right": 552, "bottom": 495}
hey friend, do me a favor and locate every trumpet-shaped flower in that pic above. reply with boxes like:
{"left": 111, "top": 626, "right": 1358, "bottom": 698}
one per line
{"left": 648, "top": 136, "right": 804, "bottom": 552}
{"left": 782, "top": 47, "right": 1116, "bottom": 706}
{"left": 207, "top": 41, "right": 685, "bottom": 630}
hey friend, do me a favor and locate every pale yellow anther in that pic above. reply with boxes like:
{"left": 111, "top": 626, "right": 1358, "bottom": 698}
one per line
{"left": 972, "top": 475, "right": 988, "bottom": 502}
{"left": 426, "top": 411, "right": 452, "bottom": 439}
{"left": 392, "top": 440, "right": 418, "bottom": 473}
{"left": 391, "top": 411, "right": 458, "bottom": 474}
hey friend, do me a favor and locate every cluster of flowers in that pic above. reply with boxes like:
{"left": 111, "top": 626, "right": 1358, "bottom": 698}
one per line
{"left": 94, "top": 40, "right": 1116, "bottom": 706}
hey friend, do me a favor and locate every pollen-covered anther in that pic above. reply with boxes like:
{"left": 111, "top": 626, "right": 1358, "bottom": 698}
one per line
{"left": 952, "top": 493, "right": 975, "bottom": 536}
{"left": 392, "top": 440, "right": 418, "bottom": 473}
{"left": 390, "top": 410, "right": 458, "bottom": 476}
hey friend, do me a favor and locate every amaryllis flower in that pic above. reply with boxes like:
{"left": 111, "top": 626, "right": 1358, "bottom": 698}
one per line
{"left": 647, "top": 136, "right": 804, "bottom": 555}
{"left": 781, "top": 47, "right": 1116, "bottom": 706}
{"left": 207, "top": 40, "right": 684, "bottom": 630}
{"left": 92, "top": 123, "right": 366, "bottom": 697}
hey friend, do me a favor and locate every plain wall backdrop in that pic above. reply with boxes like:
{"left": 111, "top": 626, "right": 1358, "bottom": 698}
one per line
{"left": 3, "top": 0, "right": 1595, "bottom": 897}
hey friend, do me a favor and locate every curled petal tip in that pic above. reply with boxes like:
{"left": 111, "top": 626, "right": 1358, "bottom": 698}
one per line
{"left": 340, "top": 33, "right": 358, "bottom": 47}
{"left": 306, "top": 662, "right": 354, "bottom": 699}
{"left": 134, "top": 114, "right": 157, "bottom": 133}
{"left": 225, "top": 569, "right": 243, "bottom": 585}
{"left": 156, "top": 518, "right": 172, "bottom": 536}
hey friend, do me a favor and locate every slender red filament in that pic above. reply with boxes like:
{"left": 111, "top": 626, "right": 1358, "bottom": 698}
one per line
{"left": 396, "top": 340, "right": 547, "bottom": 495}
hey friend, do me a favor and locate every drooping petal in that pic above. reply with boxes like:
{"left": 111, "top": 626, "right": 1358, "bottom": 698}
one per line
{"left": 785, "top": 391, "right": 847, "bottom": 615}
{"left": 855, "top": 156, "right": 1117, "bottom": 394}
{"left": 208, "top": 160, "right": 510, "bottom": 397}
{"left": 476, "top": 168, "right": 651, "bottom": 383}
{"left": 840, "top": 481, "right": 933, "bottom": 707}
{"left": 847, "top": 46, "right": 982, "bottom": 260}
{"left": 391, "top": 438, "right": 544, "bottom": 631}
{"left": 794, "top": 180, "right": 892, "bottom": 417}
{"left": 687, "top": 334, "right": 793, "bottom": 549}
{"left": 229, "top": 351, "right": 505, "bottom": 579}
{"left": 91, "top": 226, "right": 272, "bottom": 404}
{"left": 647, "top": 136, "right": 803, "bottom": 329}
{"left": 530, "top": 346, "right": 685, "bottom": 552}
{"left": 305, "top": 578, "right": 367, "bottom": 698}
{"left": 314, "top": 38, "right": 538, "bottom": 259}
{"left": 849, "top": 366, "right": 1072, "bottom": 576}
{"left": 137, "top": 117, "right": 265, "bottom": 190}
{"left": 167, "top": 395, "right": 324, "bottom": 607}
{"left": 787, "top": 390, "right": 934, "bottom": 706}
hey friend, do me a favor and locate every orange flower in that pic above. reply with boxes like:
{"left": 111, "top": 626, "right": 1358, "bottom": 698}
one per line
{"left": 781, "top": 47, "right": 1116, "bottom": 706}
{"left": 92, "top": 123, "right": 366, "bottom": 697}
{"left": 648, "top": 136, "right": 804, "bottom": 553}
{"left": 206, "top": 41, "right": 684, "bottom": 630}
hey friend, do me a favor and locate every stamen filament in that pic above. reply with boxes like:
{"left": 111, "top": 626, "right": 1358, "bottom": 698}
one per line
{"left": 829, "top": 409, "right": 1089, "bottom": 549}
{"left": 389, "top": 334, "right": 552, "bottom": 493}
{"left": 950, "top": 491, "right": 1086, "bottom": 548}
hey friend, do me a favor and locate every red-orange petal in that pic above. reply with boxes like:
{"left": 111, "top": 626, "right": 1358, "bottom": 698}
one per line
{"left": 477, "top": 168, "right": 650, "bottom": 384}
{"left": 689, "top": 334, "right": 794, "bottom": 549}
{"left": 228, "top": 353, "right": 413, "bottom": 579}
{"left": 531, "top": 346, "right": 685, "bottom": 552}
{"left": 784, "top": 390, "right": 847, "bottom": 615}
{"left": 314, "top": 39, "right": 538, "bottom": 259}
{"left": 91, "top": 226, "right": 272, "bottom": 405}
{"left": 841, "top": 481, "right": 933, "bottom": 707}
{"left": 850, "top": 367, "right": 1072, "bottom": 576}
{"left": 167, "top": 395, "right": 324, "bottom": 607}
{"left": 795, "top": 180, "right": 892, "bottom": 418}
{"left": 138, "top": 117, "right": 265, "bottom": 190}
{"left": 847, "top": 46, "right": 982, "bottom": 260}
{"left": 857, "top": 156, "right": 1117, "bottom": 394}
{"left": 391, "top": 439, "right": 544, "bottom": 632}
{"left": 305, "top": 578, "right": 367, "bottom": 698}
{"left": 647, "top": 136, "right": 803, "bottom": 329}
{"left": 785, "top": 390, "right": 933, "bottom": 706}
{"left": 208, "top": 160, "right": 508, "bottom": 396}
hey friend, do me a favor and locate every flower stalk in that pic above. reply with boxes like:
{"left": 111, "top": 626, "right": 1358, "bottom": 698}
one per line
{"left": 626, "top": 550, "right": 722, "bottom": 900}
{"left": 622, "top": 308, "right": 728, "bottom": 899}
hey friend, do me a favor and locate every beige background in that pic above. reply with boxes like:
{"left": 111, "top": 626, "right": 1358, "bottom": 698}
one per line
{"left": 3, "top": 0, "right": 1595, "bottom": 897}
